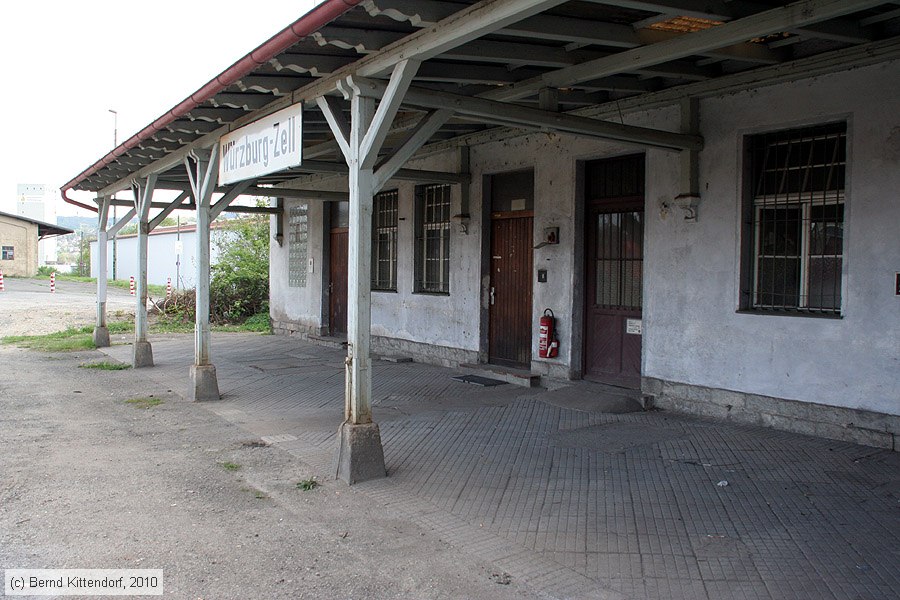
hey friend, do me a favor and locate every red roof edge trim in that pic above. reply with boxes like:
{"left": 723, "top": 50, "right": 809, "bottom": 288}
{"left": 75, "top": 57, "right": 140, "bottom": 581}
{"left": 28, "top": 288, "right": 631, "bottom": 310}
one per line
{"left": 61, "top": 0, "right": 362, "bottom": 213}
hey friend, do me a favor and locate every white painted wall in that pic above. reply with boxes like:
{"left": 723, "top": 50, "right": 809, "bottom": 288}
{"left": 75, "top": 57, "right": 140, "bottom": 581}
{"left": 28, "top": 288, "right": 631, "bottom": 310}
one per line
{"left": 90, "top": 227, "right": 232, "bottom": 289}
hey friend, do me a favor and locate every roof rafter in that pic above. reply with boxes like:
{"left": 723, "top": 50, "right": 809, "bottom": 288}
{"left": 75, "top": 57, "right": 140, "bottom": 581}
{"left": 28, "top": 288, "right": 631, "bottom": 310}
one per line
{"left": 483, "top": 0, "right": 888, "bottom": 101}
{"left": 350, "top": 76, "right": 702, "bottom": 151}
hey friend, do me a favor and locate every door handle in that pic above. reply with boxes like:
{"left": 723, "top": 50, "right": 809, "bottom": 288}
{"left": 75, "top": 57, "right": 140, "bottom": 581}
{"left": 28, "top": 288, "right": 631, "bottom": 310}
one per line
{"left": 489, "top": 286, "right": 495, "bottom": 305}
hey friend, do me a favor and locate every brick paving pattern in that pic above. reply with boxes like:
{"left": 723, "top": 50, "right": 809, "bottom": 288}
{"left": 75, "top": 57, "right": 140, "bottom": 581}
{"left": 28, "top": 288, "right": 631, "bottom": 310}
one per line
{"left": 102, "top": 333, "right": 900, "bottom": 600}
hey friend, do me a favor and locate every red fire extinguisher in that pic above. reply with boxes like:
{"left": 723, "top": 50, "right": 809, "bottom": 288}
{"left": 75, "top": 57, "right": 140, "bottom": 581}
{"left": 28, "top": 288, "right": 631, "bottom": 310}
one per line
{"left": 539, "top": 308, "right": 559, "bottom": 358}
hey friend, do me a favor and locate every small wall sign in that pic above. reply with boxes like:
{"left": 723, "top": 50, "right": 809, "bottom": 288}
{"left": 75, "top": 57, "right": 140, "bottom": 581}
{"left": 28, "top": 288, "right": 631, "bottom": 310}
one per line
{"left": 626, "top": 319, "right": 642, "bottom": 335}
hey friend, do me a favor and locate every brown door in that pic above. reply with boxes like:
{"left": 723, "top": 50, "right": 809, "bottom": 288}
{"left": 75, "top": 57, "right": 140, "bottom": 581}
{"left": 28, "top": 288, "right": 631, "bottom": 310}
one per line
{"left": 583, "top": 155, "right": 645, "bottom": 388}
{"left": 329, "top": 228, "right": 348, "bottom": 337}
{"left": 489, "top": 214, "right": 534, "bottom": 368}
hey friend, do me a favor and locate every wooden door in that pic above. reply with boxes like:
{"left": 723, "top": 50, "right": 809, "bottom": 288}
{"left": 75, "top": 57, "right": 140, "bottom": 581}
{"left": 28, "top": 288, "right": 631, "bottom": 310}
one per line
{"left": 329, "top": 229, "right": 348, "bottom": 337}
{"left": 583, "top": 155, "right": 645, "bottom": 388}
{"left": 489, "top": 214, "right": 534, "bottom": 368}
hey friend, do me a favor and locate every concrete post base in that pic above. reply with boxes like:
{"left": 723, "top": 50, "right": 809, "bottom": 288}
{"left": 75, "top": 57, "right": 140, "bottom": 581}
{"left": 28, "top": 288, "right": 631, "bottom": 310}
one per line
{"left": 334, "top": 421, "right": 387, "bottom": 485}
{"left": 92, "top": 326, "right": 110, "bottom": 348}
{"left": 189, "top": 365, "right": 220, "bottom": 402}
{"left": 132, "top": 341, "right": 154, "bottom": 368}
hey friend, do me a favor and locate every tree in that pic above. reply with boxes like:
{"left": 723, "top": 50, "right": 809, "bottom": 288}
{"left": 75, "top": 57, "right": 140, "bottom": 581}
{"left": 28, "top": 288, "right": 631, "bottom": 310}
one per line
{"left": 209, "top": 213, "right": 270, "bottom": 322}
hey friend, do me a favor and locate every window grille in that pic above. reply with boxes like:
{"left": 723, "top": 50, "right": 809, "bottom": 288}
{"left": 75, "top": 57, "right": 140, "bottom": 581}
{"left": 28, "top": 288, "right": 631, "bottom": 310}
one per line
{"left": 1, "top": 246, "right": 13, "bottom": 260}
{"left": 414, "top": 184, "right": 451, "bottom": 294}
{"left": 745, "top": 122, "right": 845, "bottom": 314}
{"left": 372, "top": 190, "right": 398, "bottom": 291}
{"left": 594, "top": 211, "right": 643, "bottom": 310}
{"left": 288, "top": 204, "right": 309, "bottom": 288}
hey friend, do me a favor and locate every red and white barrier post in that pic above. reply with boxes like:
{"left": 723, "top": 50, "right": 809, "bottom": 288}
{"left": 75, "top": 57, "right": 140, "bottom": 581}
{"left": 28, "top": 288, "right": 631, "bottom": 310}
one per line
{"left": 166, "top": 277, "right": 172, "bottom": 299}
{"left": 129, "top": 276, "right": 135, "bottom": 296}
{"left": 0, "top": 270, "right": 5, "bottom": 291}
{"left": 50, "top": 272, "right": 56, "bottom": 293}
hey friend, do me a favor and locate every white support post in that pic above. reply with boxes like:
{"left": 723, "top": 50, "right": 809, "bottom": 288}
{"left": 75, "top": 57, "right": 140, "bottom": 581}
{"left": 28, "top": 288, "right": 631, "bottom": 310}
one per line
{"left": 346, "top": 91, "right": 376, "bottom": 426}
{"left": 131, "top": 175, "right": 157, "bottom": 367}
{"left": 321, "top": 61, "right": 439, "bottom": 484}
{"left": 93, "top": 197, "right": 111, "bottom": 348}
{"left": 184, "top": 147, "right": 221, "bottom": 401}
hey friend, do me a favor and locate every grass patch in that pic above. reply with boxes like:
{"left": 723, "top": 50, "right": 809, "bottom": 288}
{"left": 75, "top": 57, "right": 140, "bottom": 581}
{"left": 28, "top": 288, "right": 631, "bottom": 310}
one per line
{"left": 220, "top": 461, "right": 242, "bottom": 472}
{"left": 2, "top": 327, "right": 97, "bottom": 352}
{"left": 79, "top": 361, "right": 130, "bottom": 370}
{"left": 125, "top": 397, "right": 163, "bottom": 409}
{"left": 297, "top": 477, "right": 319, "bottom": 491}
{"left": 150, "top": 317, "right": 194, "bottom": 334}
{"left": 2, "top": 322, "right": 135, "bottom": 352}
{"left": 30, "top": 274, "right": 167, "bottom": 296}
{"left": 1, "top": 310, "right": 267, "bottom": 354}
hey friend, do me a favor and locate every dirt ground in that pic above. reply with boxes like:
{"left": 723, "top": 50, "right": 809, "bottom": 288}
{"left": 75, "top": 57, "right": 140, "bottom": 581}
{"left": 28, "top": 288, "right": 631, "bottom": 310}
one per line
{"left": 0, "top": 280, "right": 535, "bottom": 599}
{"left": 0, "top": 277, "right": 136, "bottom": 336}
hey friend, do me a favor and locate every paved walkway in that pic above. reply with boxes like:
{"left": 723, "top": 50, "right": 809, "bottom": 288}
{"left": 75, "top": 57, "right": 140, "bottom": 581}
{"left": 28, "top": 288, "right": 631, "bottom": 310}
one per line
{"left": 102, "top": 332, "right": 900, "bottom": 600}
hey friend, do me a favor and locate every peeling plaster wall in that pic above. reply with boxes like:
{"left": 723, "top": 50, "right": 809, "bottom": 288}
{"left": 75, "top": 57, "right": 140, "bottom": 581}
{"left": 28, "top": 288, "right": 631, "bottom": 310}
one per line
{"left": 268, "top": 59, "right": 899, "bottom": 418}
{"left": 270, "top": 198, "right": 327, "bottom": 335}
{"left": 467, "top": 106, "right": 680, "bottom": 379}
{"left": 645, "top": 59, "right": 900, "bottom": 417}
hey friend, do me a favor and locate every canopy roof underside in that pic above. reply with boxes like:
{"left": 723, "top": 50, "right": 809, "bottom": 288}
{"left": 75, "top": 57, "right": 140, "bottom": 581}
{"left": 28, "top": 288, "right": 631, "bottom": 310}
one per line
{"left": 65, "top": 0, "right": 900, "bottom": 197}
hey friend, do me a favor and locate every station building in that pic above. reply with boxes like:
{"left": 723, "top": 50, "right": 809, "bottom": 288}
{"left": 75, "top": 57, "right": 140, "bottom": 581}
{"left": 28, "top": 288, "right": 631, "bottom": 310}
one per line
{"left": 62, "top": 0, "right": 900, "bottom": 481}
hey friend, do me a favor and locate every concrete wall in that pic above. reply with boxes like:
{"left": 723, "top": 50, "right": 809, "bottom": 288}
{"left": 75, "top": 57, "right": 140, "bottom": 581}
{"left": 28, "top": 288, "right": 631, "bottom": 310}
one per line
{"left": 0, "top": 215, "right": 39, "bottom": 276}
{"left": 269, "top": 58, "right": 899, "bottom": 427}
{"left": 91, "top": 228, "right": 232, "bottom": 288}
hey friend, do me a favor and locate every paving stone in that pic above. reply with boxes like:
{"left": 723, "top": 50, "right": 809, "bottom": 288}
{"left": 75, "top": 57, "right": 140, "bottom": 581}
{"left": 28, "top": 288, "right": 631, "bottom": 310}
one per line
{"left": 100, "top": 333, "right": 900, "bottom": 600}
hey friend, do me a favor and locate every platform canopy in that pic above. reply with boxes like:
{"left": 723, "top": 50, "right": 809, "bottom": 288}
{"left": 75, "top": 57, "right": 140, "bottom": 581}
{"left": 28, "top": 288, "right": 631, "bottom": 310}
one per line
{"left": 62, "top": 0, "right": 900, "bottom": 201}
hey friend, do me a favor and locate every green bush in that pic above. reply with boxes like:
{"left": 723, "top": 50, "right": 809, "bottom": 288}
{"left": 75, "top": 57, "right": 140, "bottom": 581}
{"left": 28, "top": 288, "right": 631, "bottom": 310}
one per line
{"left": 210, "top": 215, "right": 269, "bottom": 323}
{"left": 36, "top": 266, "right": 55, "bottom": 277}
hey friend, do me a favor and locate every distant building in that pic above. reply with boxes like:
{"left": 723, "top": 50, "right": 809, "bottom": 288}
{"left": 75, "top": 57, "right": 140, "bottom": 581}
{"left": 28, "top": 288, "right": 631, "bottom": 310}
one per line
{"left": 16, "top": 184, "right": 60, "bottom": 265}
{"left": 0, "top": 210, "right": 73, "bottom": 276}
{"left": 90, "top": 221, "right": 235, "bottom": 288}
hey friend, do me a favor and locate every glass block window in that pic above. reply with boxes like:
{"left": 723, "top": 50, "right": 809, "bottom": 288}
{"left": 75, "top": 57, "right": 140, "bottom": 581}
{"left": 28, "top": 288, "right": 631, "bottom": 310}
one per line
{"left": 745, "top": 122, "right": 846, "bottom": 314}
{"left": 414, "top": 184, "right": 451, "bottom": 294}
{"left": 288, "top": 204, "right": 309, "bottom": 288}
{"left": 372, "top": 190, "right": 398, "bottom": 291}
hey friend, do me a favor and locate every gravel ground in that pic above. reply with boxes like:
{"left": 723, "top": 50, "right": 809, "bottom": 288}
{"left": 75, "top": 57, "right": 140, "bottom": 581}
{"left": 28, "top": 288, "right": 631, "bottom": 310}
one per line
{"left": 0, "top": 281, "right": 534, "bottom": 599}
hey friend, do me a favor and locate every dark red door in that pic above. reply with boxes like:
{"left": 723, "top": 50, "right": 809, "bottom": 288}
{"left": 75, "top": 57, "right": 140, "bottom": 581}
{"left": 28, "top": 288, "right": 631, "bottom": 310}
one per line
{"left": 584, "top": 155, "right": 645, "bottom": 388}
{"left": 329, "top": 229, "right": 348, "bottom": 337}
{"left": 489, "top": 214, "right": 534, "bottom": 368}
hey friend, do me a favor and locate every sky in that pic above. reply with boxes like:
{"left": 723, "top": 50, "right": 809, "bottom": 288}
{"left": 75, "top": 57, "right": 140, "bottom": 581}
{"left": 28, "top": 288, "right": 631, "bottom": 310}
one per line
{"left": 0, "top": 0, "right": 322, "bottom": 218}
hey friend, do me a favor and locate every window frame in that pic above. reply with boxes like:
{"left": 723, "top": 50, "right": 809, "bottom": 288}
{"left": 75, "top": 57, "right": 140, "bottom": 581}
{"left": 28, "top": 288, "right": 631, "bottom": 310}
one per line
{"left": 741, "top": 122, "right": 846, "bottom": 317}
{"left": 371, "top": 189, "right": 399, "bottom": 292}
{"left": 1, "top": 246, "right": 14, "bottom": 261}
{"left": 414, "top": 183, "right": 452, "bottom": 295}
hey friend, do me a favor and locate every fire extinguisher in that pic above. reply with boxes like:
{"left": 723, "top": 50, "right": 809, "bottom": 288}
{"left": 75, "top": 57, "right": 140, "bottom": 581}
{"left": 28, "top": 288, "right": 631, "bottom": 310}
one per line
{"left": 539, "top": 308, "right": 559, "bottom": 359}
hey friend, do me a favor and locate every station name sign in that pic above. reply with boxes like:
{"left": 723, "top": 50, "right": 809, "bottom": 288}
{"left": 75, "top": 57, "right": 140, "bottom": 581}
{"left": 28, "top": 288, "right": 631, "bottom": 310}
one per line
{"left": 218, "top": 103, "right": 303, "bottom": 185}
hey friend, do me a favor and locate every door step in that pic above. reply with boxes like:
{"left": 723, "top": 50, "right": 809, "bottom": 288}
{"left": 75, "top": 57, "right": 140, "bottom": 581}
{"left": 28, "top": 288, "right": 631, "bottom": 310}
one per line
{"left": 459, "top": 363, "right": 541, "bottom": 388}
{"left": 308, "top": 334, "right": 348, "bottom": 349}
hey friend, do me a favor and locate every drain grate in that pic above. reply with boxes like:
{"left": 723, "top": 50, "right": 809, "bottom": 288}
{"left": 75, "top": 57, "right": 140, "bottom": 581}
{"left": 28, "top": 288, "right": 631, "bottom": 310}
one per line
{"left": 451, "top": 375, "right": 507, "bottom": 387}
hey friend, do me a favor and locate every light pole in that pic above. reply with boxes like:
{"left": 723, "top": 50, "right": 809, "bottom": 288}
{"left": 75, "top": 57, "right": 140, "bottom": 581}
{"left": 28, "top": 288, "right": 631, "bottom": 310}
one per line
{"left": 109, "top": 109, "right": 118, "bottom": 280}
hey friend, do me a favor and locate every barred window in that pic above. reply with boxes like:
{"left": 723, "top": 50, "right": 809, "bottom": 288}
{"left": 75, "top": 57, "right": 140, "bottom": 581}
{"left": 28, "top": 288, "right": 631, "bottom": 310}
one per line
{"left": 288, "top": 204, "right": 309, "bottom": 288}
{"left": 743, "top": 122, "right": 845, "bottom": 314}
{"left": 414, "top": 184, "right": 451, "bottom": 294}
{"left": 372, "top": 190, "right": 398, "bottom": 291}
{"left": 1, "top": 246, "right": 13, "bottom": 260}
